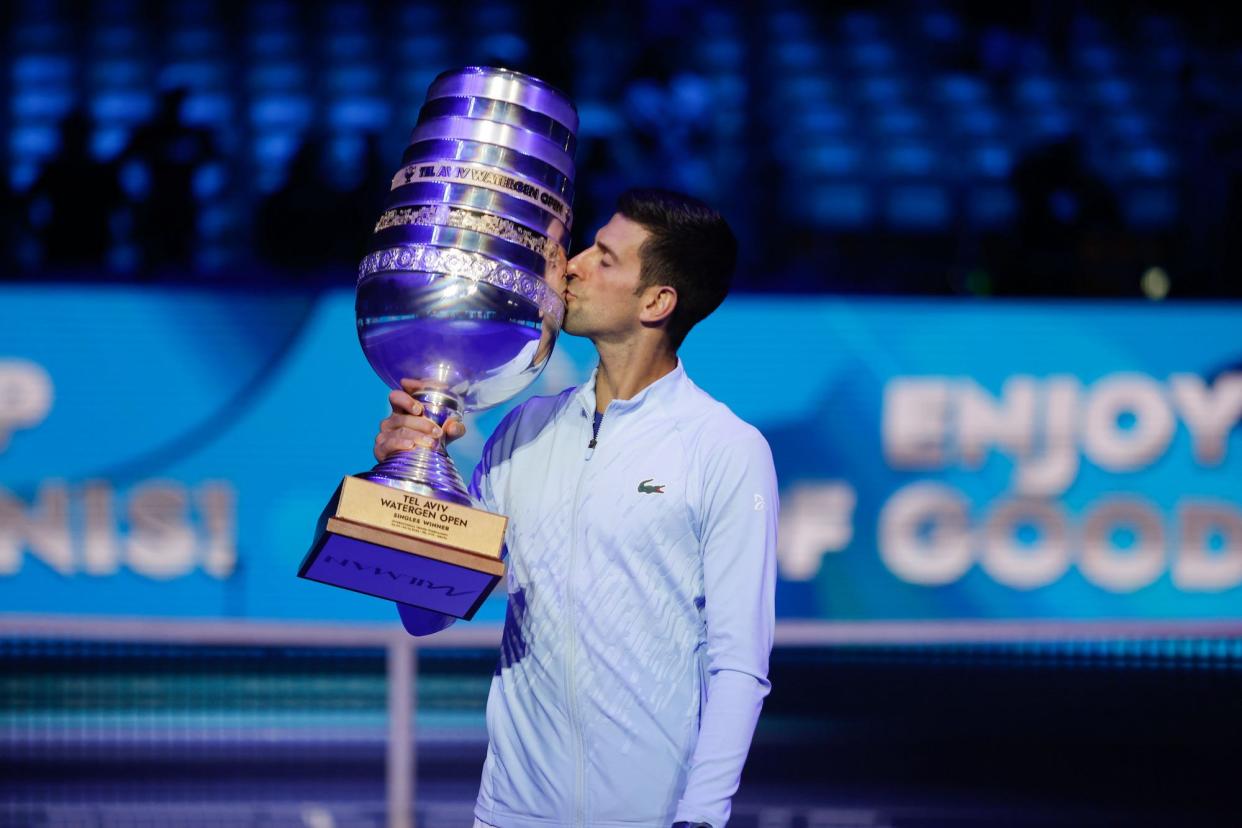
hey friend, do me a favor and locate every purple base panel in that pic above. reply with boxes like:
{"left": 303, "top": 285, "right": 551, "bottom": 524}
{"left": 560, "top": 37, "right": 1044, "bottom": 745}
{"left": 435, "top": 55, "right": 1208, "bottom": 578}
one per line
{"left": 299, "top": 531, "right": 499, "bottom": 619}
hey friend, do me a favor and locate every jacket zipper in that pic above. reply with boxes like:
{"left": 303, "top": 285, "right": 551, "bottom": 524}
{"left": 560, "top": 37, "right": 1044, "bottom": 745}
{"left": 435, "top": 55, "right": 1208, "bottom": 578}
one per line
{"left": 587, "top": 410, "right": 603, "bottom": 451}
{"left": 567, "top": 408, "right": 596, "bottom": 825}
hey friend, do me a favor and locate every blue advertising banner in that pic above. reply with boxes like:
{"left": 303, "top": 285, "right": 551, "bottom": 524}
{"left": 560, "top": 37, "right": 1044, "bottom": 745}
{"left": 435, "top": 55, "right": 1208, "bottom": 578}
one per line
{"left": 1, "top": 287, "right": 1239, "bottom": 624}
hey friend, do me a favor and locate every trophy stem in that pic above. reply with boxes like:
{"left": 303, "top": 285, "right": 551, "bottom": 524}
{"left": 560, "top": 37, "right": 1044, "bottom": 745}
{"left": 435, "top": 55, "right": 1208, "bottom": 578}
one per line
{"left": 360, "top": 389, "right": 471, "bottom": 505}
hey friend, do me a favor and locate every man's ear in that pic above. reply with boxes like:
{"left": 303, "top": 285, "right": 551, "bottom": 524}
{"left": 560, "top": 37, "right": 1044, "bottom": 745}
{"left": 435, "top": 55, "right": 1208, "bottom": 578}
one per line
{"left": 639, "top": 284, "right": 677, "bottom": 325}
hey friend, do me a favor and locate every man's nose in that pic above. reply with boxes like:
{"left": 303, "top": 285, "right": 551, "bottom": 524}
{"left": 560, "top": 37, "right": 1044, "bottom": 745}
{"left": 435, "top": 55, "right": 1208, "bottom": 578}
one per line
{"left": 564, "top": 250, "right": 587, "bottom": 280}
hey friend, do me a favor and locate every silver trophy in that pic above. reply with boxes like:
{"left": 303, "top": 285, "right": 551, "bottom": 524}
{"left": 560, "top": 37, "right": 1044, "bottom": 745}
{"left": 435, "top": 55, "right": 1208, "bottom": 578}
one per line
{"left": 300, "top": 67, "right": 576, "bottom": 619}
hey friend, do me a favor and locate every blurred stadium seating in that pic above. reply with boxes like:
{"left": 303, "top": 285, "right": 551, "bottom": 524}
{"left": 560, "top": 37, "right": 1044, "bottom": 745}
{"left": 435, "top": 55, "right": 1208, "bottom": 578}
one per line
{"left": 2, "top": 1, "right": 1240, "bottom": 295}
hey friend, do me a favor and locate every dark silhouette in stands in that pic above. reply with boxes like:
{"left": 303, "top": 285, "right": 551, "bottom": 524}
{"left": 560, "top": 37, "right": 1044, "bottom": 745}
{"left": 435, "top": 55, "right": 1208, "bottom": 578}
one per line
{"left": 25, "top": 110, "right": 122, "bottom": 273}
{"left": 257, "top": 130, "right": 386, "bottom": 276}
{"left": 121, "top": 87, "right": 218, "bottom": 273}
{"left": 995, "top": 138, "right": 1125, "bottom": 296}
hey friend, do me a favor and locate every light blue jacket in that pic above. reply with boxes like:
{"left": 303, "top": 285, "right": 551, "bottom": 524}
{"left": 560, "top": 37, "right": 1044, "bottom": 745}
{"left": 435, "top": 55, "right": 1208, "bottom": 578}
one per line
{"left": 400, "top": 362, "right": 777, "bottom": 827}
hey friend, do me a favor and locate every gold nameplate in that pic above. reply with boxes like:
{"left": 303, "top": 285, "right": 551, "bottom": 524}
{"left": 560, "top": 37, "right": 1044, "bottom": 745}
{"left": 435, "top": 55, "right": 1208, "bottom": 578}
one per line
{"left": 335, "top": 475, "right": 506, "bottom": 559}
{"left": 324, "top": 517, "right": 505, "bottom": 577}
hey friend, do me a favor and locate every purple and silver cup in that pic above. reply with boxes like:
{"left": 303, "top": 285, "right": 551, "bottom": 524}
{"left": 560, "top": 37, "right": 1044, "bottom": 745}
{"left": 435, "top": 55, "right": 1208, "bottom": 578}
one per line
{"left": 301, "top": 67, "right": 576, "bottom": 618}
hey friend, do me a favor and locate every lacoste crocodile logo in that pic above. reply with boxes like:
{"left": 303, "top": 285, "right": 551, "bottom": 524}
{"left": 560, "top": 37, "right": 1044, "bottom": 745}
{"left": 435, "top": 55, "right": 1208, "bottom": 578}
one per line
{"left": 637, "top": 479, "right": 665, "bottom": 494}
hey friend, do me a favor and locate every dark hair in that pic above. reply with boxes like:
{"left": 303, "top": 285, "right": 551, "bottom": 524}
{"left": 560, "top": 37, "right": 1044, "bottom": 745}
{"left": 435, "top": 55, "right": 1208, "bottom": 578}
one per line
{"left": 615, "top": 188, "right": 737, "bottom": 349}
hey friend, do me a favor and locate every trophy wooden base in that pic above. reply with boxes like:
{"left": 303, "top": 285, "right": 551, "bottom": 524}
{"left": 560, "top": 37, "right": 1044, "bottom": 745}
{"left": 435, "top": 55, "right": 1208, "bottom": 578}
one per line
{"left": 299, "top": 476, "right": 506, "bottom": 620}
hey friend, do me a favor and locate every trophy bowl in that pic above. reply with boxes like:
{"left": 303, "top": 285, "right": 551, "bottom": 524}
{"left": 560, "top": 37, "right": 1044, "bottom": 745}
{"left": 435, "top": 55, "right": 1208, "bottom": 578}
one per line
{"left": 354, "top": 245, "right": 565, "bottom": 504}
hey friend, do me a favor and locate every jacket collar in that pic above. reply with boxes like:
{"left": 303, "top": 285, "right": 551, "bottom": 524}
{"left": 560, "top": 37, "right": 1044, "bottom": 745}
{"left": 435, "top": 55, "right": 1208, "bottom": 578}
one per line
{"left": 575, "top": 357, "right": 686, "bottom": 417}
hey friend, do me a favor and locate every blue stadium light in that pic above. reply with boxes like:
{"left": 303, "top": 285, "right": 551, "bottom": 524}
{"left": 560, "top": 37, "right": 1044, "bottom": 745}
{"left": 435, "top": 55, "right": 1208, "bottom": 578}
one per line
{"left": 1093, "top": 78, "right": 1133, "bottom": 106}
{"left": 809, "top": 183, "right": 873, "bottom": 227}
{"left": 972, "top": 145, "right": 1012, "bottom": 179}
{"left": 90, "top": 58, "right": 146, "bottom": 86}
{"left": 884, "top": 144, "right": 936, "bottom": 177}
{"left": 874, "top": 109, "right": 924, "bottom": 136}
{"left": 161, "top": 61, "right": 228, "bottom": 90}
{"left": 252, "top": 131, "right": 301, "bottom": 166}
{"left": 1028, "top": 111, "right": 1075, "bottom": 139}
{"left": 12, "top": 91, "right": 74, "bottom": 120}
{"left": 936, "top": 75, "right": 985, "bottom": 105}
{"left": 10, "top": 24, "right": 65, "bottom": 51}
{"left": 192, "top": 164, "right": 226, "bottom": 200}
{"left": 8, "top": 161, "right": 40, "bottom": 193}
{"left": 325, "top": 33, "right": 370, "bottom": 60}
{"left": 328, "top": 98, "right": 390, "bottom": 130}
{"left": 90, "top": 127, "right": 129, "bottom": 160}
{"left": 182, "top": 93, "right": 232, "bottom": 126}
{"left": 395, "top": 6, "right": 441, "bottom": 27}
{"left": 711, "top": 74, "right": 747, "bottom": 108}
{"left": 249, "top": 97, "right": 312, "bottom": 128}
{"left": 955, "top": 108, "right": 1002, "bottom": 135}
{"left": 91, "top": 26, "right": 143, "bottom": 52}
{"left": 326, "top": 66, "right": 382, "bottom": 92}
{"left": 12, "top": 54, "right": 73, "bottom": 85}
{"left": 701, "top": 38, "right": 744, "bottom": 67}
{"left": 850, "top": 42, "right": 897, "bottom": 71}
{"left": 887, "top": 185, "right": 950, "bottom": 229}
{"left": 478, "top": 33, "right": 530, "bottom": 64}
{"left": 90, "top": 91, "right": 154, "bottom": 123}
{"left": 839, "top": 11, "right": 882, "bottom": 38}
{"left": 767, "top": 11, "right": 807, "bottom": 38}
{"left": 249, "top": 0, "right": 298, "bottom": 27}
{"left": 920, "top": 11, "right": 962, "bottom": 40}
{"left": 802, "top": 108, "right": 852, "bottom": 135}
{"left": 807, "top": 142, "right": 861, "bottom": 175}
{"left": 247, "top": 63, "right": 305, "bottom": 91}
{"left": 119, "top": 159, "right": 151, "bottom": 199}
{"left": 1147, "top": 43, "right": 1186, "bottom": 73}
{"left": 197, "top": 204, "right": 231, "bottom": 237}
{"left": 859, "top": 77, "right": 905, "bottom": 104}
{"left": 1110, "top": 115, "right": 1150, "bottom": 139}
{"left": 9, "top": 125, "right": 60, "bottom": 158}
{"left": 249, "top": 31, "right": 299, "bottom": 57}
{"left": 1077, "top": 45, "right": 1119, "bottom": 74}
{"left": 1015, "top": 77, "right": 1059, "bottom": 107}
{"left": 323, "top": 2, "right": 369, "bottom": 28}
{"left": 968, "top": 186, "right": 1016, "bottom": 226}
{"left": 778, "top": 76, "right": 837, "bottom": 101}
{"left": 394, "top": 36, "right": 448, "bottom": 62}
{"left": 108, "top": 244, "right": 140, "bottom": 273}
{"left": 1125, "top": 187, "right": 1177, "bottom": 227}
{"left": 772, "top": 41, "right": 822, "bottom": 71}
{"left": 1129, "top": 147, "right": 1173, "bottom": 178}
{"left": 168, "top": 28, "right": 219, "bottom": 56}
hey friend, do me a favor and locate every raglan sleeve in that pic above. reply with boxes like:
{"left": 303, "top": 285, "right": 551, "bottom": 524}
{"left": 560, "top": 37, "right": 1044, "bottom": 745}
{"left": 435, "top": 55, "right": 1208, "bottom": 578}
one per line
{"left": 674, "top": 424, "right": 779, "bottom": 826}
{"left": 396, "top": 410, "right": 512, "bottom": 637}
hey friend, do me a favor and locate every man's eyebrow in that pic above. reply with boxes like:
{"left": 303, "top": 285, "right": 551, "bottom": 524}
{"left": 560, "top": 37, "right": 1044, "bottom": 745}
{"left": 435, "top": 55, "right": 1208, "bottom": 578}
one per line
{"left": 595, "top": 239, "right": 616, "bottom": 261}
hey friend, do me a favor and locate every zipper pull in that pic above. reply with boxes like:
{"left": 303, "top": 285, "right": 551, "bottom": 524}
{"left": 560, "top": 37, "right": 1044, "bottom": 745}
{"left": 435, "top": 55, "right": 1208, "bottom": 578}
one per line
{"left": 587, "top": 410, "right": 603, "bottom": 454}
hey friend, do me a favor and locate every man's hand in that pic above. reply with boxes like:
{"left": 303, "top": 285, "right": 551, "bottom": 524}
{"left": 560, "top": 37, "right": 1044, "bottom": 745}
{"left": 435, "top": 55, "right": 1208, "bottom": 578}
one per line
{"left": 374, "top": 379, "right": 467, "bottom": 462}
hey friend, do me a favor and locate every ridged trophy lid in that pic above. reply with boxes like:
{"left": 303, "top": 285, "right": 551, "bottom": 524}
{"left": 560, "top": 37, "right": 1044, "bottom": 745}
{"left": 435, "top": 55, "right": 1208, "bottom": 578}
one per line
{"left": 426, "top": 66, "right": 578, "bottom": 132}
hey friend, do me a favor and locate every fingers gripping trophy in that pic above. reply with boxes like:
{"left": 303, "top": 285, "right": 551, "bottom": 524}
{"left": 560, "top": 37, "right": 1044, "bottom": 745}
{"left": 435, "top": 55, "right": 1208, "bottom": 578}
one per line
{"left": 299, "top": 67, "right": 576, "bottom": 619}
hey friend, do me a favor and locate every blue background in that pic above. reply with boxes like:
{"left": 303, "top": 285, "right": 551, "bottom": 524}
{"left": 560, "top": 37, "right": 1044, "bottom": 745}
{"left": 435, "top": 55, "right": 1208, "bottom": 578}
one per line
{"left": 1, "top": 287, "right": 1239, "bottom": 623}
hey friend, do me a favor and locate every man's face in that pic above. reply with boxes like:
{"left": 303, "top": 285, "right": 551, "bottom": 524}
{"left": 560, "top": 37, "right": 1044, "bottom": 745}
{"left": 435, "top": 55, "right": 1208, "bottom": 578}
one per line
{"left": 557, "top": 213, "right": 651, "bottom": 341}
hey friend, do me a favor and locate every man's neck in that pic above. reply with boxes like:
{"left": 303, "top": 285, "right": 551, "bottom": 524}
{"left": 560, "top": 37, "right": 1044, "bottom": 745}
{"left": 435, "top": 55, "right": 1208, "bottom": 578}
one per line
{"left": 592, "top": 336, "right": 678, "bottom": 413}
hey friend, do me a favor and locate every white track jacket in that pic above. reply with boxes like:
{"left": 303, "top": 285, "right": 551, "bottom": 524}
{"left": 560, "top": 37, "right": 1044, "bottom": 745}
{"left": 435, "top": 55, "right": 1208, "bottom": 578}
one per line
{"left": 400, "top": 361, "right": 778, "bottom": 827}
